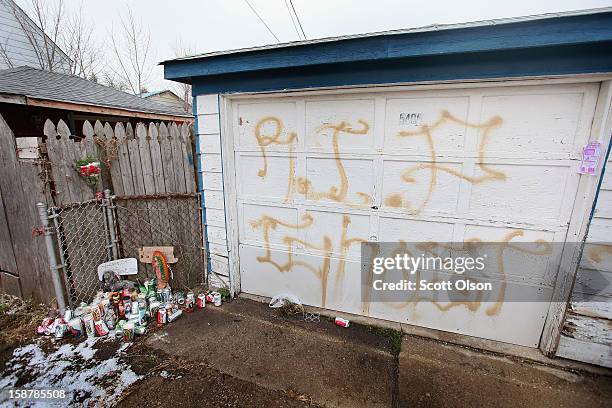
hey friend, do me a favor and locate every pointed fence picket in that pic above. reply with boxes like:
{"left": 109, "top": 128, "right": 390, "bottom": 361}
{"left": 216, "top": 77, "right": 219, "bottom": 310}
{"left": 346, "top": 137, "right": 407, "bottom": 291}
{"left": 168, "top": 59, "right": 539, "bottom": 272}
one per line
{"left": 45, "top": 118, "right": 196, "bottom": 201}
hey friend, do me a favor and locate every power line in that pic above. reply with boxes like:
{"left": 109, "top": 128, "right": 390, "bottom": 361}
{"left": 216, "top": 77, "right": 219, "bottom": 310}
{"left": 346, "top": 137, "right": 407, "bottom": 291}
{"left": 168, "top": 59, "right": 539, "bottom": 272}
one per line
{"left": 284, "top": 0, "right": 302, "bottom": 40}
{"left": 289, "top": 0, "right": 307, "bottom": 40}
{"left": 244, "top": 0, "right": 280, "bottom": 43}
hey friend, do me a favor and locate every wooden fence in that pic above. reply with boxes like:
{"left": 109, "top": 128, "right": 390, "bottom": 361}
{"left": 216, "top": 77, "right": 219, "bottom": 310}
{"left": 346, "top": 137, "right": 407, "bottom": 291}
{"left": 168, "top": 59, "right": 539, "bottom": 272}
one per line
{"left": 44, "top": 119, "right": 196, "bottom": 204}
{"left": 0, "top": 114, "right": 52, "bottom": 301}
{"left": 0, "top": 114, "right": 199, "bottom": 303}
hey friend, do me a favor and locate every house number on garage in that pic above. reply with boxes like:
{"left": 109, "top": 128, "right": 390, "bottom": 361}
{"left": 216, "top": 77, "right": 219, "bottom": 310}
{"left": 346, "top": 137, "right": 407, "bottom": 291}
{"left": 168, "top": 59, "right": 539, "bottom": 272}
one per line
{"left": 398, "top": 112, "right": 422, "bottom": 126}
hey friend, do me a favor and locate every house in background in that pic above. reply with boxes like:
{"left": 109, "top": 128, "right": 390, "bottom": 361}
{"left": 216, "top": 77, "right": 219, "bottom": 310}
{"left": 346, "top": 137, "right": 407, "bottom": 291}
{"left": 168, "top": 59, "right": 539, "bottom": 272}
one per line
{"left": 140, "top": 89, "right": 191, "bottom": 113}
{"left": 0, "top": 0, "right": 71, "bottom": 72}
{"left": 0, "top": 66, "right": 192, "bottom": 139}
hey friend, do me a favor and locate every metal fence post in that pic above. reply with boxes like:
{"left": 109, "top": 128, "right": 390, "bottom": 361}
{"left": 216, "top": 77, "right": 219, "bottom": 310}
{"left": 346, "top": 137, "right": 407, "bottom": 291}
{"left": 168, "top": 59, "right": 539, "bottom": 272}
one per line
{"left": 104, "top": 189, "right": 118, "bottom": 260}
{"left": 37, "top": 202, "right": 67, "bottom": 312}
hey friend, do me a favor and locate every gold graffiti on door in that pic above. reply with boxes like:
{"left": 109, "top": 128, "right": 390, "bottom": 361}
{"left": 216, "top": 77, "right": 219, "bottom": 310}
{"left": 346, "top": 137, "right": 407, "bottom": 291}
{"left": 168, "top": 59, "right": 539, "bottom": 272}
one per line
{"left": 386, "top": 110, "right": 506, "bottom": 214}
{"left": 250, "top": 213, "right": 363, "bottom": 307}
{"left": 247, "top": 108, "right": 528, "bottom": 317}
{"left": 254, "top": 117, "right": 372, "bottom": 205}
{"left": 361, "top": 232, "right": 552, "bottom": 317}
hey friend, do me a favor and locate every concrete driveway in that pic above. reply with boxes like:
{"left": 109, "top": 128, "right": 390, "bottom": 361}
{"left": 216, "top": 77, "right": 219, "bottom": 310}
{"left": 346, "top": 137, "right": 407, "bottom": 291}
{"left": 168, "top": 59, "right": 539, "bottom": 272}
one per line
{"left": 119, "top": 298, "right": 612, "bottom": 408}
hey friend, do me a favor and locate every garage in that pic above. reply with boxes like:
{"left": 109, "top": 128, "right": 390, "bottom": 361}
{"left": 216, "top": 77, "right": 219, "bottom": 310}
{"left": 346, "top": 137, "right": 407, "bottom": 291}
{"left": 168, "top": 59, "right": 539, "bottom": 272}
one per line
{"left": 228, "top": 83, "right": 599, "bottom": 347}
{"left": 162, "top": 9, "right": 612, "bottom": 361}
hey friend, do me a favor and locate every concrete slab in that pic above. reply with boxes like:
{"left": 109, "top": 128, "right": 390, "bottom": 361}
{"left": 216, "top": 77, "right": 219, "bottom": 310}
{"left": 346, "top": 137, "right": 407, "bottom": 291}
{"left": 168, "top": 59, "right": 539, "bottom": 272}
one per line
{"left": 146, "top": 298, "right": 397, "bottom": 408}
{"left": 399, "top": 335, "right": 612, "bottom": 408}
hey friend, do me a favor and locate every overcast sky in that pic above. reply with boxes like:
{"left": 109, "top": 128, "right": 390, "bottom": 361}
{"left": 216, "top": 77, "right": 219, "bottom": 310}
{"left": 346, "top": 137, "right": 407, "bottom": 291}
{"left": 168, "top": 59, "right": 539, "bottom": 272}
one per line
{"left": 17, "top": 0, "right": 612, "bottom": 91}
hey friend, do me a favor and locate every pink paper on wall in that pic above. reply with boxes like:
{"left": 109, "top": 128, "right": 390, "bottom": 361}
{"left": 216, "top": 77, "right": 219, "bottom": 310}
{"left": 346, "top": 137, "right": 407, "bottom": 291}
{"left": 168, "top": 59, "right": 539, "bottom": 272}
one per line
{"left": 578, "top": 142, "right": 602, "bottom": 175}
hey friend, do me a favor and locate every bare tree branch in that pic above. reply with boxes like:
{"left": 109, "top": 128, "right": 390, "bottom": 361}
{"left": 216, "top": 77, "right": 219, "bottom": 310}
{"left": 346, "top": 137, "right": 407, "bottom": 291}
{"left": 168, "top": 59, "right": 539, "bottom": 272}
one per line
{"left": 61, "top": 3, "right": 103, "bottom": 79}
{"left": 0, "top": 36, "right": 16, "bottom": 69}
{"left": 170, "top": 40, "right": 194, "bottom": 113}
{"left": 108, "top": 6, "right": 153, "bottom": 94}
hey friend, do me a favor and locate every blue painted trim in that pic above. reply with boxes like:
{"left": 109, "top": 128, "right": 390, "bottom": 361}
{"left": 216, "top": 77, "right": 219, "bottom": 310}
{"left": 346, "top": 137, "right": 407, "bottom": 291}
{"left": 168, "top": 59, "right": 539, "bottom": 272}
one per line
{"left": 165, "top": 12, "right": 612, "bottom": 83}
{"left": 190, "top": 43, "right": 612, "bottom": 94}
{"left": 193, "top": 98, "right": 212, "bottom": 280}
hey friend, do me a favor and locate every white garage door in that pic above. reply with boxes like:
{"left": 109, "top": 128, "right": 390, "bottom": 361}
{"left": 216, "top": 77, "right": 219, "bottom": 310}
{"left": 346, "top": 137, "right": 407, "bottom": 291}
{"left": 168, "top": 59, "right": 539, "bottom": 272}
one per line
{"left": 228, "top": 82, "right": 599, "bottom": 347}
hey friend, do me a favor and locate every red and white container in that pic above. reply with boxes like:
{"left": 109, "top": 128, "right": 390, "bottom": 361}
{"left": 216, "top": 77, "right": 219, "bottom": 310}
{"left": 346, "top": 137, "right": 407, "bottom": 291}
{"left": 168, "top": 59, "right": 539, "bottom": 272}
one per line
{"left": 157, "top": 307, "right": 167, "bottom": 325}
{"left": 197, "top": 293, "right": 206, "bottom": 308}
{"left": 94, "top": 320, "right": 109, "bottom": 336}
{"left": 334, "top": 317, "right": 350, "bottom": 328}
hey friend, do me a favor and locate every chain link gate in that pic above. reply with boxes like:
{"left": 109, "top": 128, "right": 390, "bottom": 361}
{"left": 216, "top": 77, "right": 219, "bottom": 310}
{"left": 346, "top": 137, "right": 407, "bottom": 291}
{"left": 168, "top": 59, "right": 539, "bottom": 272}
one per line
{"left": 41, "top": 191, "right": 206, "bottom": 307}
{"left": 113, "top": 193, "right": 206, "bottom": 291}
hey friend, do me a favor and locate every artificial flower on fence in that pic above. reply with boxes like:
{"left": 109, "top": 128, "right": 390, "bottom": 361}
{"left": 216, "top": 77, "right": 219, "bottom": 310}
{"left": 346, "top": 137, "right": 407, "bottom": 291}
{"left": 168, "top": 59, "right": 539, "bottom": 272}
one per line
{"left": 74, "top": 157, "right": 101, "bottom": 188}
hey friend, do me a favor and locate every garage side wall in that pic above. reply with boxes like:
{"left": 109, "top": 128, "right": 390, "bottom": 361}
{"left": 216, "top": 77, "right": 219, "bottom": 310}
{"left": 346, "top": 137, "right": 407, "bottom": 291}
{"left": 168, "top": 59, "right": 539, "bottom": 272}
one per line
{"left": 556, "top": 145, "right": 612, "bottom": 368}
{"left": 195, "top": 94, "right": 231, "bottom": 288}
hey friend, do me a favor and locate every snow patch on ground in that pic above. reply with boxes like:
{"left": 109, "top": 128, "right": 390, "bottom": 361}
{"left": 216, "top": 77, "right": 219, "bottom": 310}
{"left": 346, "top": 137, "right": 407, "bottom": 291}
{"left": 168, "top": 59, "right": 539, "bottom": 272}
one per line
{"left": 0, "top": 336, "right": 141, "bottom": 407}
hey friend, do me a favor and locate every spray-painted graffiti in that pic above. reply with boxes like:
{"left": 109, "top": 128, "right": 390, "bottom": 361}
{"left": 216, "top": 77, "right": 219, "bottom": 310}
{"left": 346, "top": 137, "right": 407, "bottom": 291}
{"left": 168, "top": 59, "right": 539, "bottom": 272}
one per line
{"left": 296, "top": 120, "right": 372, "bottom": 205}
{"left": 254, "top": 117, "right": 372, "bottom": 205}
{"left": 248, "top": 109, "right": 544, "bottom": 316}
{"left": 253, "top": 117, "right": 297, "bottom": 203}
{"left": 385, "top": 110, "right": 506, "bottom": 213}
{"left": 250, "top": 213, "right": 363, "bottom": 306}
{"left": 361, "top": 232, "right": 552, "bottom": 316}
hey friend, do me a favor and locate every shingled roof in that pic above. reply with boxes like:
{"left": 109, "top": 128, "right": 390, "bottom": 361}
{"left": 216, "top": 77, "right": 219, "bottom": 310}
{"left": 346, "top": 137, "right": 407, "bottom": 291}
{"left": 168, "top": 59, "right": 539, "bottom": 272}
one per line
{"left": 0, "top": 66, "right": 191, "bottom": 119}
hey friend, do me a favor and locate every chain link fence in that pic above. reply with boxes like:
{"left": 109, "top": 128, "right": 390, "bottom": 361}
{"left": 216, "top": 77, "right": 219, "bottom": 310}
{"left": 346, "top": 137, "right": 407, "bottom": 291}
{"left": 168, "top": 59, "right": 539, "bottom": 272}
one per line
{"left": 50, "top": 197, "right": 113, "bottom": 307}
{"left": 114, "top": 194, "right": 205, "bottom": 291}
{"left": 46, "top": 192, "right": 206, "bottom": 307}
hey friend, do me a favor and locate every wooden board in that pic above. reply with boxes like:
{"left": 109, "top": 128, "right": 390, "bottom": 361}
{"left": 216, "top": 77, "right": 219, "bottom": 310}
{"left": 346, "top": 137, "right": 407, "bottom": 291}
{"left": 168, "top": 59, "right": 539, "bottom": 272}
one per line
{"left": 127, "top": 123, "right": 146, "bottom": 195}
{"left": 0, "top": 272, "right": 22, "bottom": 297}
{"left": 83, "top": 120, "right": 102, "bottom": 196}
{"left": 159, "top": 123, "right": 176, "bottom": 193}
{"left": 170, "top": 123, "right": 187, "bottom": 193}
{"left": 148, "top": 123, "right": 166, "bottom": 194}
{"left": 0, "top": 181, "right": 18, "bottom": 275}
{"left": 557, "top": 335, "right": 612, "bottom": 368}
{"left": 137, "top": 123, "right": 155, "bottom": 195}
{"left": 105, "top": 121, "right": 124, "bottom": 196}
{"left": 182, "top": 124, "right": 197, "bottom": 193}
{"left": 115, "top": 123, "right": 135, "bottom": 196}
{"left": 0, "top": 114, "right": 50, "bottom": 301}
{"left": 64, "top": 119, "right": 90, "bottom": 203}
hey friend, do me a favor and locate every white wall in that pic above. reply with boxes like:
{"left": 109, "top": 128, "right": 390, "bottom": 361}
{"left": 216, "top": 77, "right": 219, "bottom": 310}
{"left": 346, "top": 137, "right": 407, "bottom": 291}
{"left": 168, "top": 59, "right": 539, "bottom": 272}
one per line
{"left": 195, "top": 94, "right": 230, "bottom": 288}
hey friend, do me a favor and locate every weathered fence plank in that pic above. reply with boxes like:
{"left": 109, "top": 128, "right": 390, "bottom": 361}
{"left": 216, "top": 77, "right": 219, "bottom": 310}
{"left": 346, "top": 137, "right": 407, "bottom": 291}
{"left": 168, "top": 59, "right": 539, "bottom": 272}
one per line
{"left": 19, "top": 159, "right": 53, "bottom": 301}
{"left": 181, "top": 124, "right": 197, "bottom": 193}
{"left": 60, "top": 120, "right": 88, "bottom": 203}
{"left": 44, "top": 120, "right": 65, "bottom": 203}
{"left": 127, "top": 123, "right": 145, "bottom": 195}
{"left": 137, "top": 123, "right": 156, "bottom": 195}
{"left": 0, "top": 177, "right": 18, "bottom": 277}
{"left": 159, "top": 123, "right": 176, "bottom": 193}
{"left": 115, "top": 123, "right": 134, "bottom": 196}
{"left": 46, "top": 120, "right": 73, "bottom": 205}
{"left": 82, "top": 121, "right": 102, "bottom": 195}
{"left": 148, "top": 123, "right": 166, "bottom": 194}
{"left": 170, "top": 123, "right": 187, "bottom": 193}
{"left": 105, "top": 122, "right": 124, "bottom": 196}
{"left": 0, "top": 114, "right": 50, "bottom": 301}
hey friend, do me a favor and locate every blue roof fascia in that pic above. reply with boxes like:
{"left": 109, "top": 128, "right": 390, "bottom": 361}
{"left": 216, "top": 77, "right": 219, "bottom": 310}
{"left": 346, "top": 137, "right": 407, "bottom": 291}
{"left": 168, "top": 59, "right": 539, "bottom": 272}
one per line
{"left": 190, "top": 42, "right": 612, "bottom": 94}
{"left": 164, "top": 11, "right": 612, "bottom": 83}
